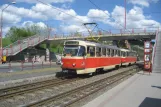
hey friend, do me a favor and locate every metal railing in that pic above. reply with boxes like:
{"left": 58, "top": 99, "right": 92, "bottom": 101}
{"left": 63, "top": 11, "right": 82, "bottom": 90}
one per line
{"left": 2, "top": 27, "right": 159, "bottom": 56}
{"left": 3, "top": 34, "right": 48, "bottom": 56}
{"left": 49, "top": 28, "right": 158, "bottom": 40}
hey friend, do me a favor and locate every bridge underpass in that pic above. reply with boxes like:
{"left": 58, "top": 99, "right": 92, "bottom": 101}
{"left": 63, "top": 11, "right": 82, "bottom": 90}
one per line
{"left": 1, "top": 28, "right": 157, "bottom": 62}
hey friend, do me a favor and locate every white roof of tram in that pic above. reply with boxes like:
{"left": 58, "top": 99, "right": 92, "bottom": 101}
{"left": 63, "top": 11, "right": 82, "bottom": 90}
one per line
{"left": 64, "top": 40, "right": 132, "bottom": 52}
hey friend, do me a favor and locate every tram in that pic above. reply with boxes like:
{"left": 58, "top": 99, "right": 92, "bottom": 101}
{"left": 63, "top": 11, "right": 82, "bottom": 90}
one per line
{"left": 61, "top": 40, "right": 137, "bottom": 75}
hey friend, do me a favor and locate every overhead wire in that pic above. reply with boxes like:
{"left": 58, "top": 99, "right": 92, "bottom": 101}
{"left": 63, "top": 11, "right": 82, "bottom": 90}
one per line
{"left": 36, "top": 0, "right": 110, "bottom": 42}
{"left": 88, "top": 0, "right": 132, "bottom": 33}
{"left": 36, "top": 0, "right": 85, "bottom": 23}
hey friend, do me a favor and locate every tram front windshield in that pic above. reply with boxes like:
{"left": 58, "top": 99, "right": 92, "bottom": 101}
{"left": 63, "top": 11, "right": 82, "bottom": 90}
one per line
{"left": 63, "top": 46, "right": 85, "bottom": 57}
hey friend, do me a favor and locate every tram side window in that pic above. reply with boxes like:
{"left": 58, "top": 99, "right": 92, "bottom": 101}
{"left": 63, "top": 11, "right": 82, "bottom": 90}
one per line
{"left": 115, "top": 50, "right": 118, "bottom": 56}
{"left": 127, "top": 52, "right": 129, "bottom": 57}
{"left": 106, "top": 49, "right": 110, "bottom": 56}
{"left": 120, "top": 51, "right": 122, "bottom": 56}
{"left": 118, "top": 50, "right": 120, "bottom": 56}
{"left": 78, "top": 46, "right": 85, "bottom": 56}
{"left": 129, "top": 52, "right": 132, "bottom": 57}
{"left": 96, "top": 47, "right": 101, "bottom": 57}
{"left": 123, "top": 52, "right": 126, "bottom": 57}
{"left": 111, "top": 49, "right": 114, "bottom": 57}
{"left": 102, "top": 48, "right": 106, "bottom": 56}
{"left": 87, "top": 46, "right": 95, "bottom": 57}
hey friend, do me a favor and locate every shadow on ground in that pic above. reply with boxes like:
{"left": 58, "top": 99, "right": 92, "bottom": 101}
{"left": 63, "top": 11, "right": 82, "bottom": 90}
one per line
{"left": 139, "top": 97, "right": 161, "bottom": 107}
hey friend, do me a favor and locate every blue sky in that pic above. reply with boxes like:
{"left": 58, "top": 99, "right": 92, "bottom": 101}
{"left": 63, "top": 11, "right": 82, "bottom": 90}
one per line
{"left": 0, "top": 0, "right": 161, "bottom": 37}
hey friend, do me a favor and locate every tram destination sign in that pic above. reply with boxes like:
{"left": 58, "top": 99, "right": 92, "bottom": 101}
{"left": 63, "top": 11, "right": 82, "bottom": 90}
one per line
{"left": 65, "top": 41, "right": 79, "bottom": 45}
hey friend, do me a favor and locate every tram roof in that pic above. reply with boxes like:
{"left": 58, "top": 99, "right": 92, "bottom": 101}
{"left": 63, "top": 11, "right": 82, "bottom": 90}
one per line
{"left": 119, "top": 48, "right": 130, "bottom": 52}
{"left": 65, "top": 40, "right": 120, "bottom": 50}
{"left": 65, "top": 40, "right": 139, "bottom": 53}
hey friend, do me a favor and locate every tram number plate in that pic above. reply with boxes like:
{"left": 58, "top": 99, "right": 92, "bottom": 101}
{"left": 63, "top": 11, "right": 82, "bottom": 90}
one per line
{"left": 62, "top": 70, "right": 68, "bottom": 73}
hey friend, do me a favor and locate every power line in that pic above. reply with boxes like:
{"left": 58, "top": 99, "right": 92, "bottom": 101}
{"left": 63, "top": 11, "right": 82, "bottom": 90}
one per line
{"left": 88, "top": 0, "right": 131, "bottom": 32}
{"left": 36, "top": 0, "right": 85, "bottom": 23}
{"left": 36, "top": 0, "right": 110, "bottom": 33}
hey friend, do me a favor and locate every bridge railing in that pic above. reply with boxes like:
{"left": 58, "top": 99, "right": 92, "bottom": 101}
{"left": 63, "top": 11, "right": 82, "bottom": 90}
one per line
{"left": 3, "top": 34, "right": 48, "bottom": 56}
{"left": 49, "top": 27, "right": 159, "bottom": 40}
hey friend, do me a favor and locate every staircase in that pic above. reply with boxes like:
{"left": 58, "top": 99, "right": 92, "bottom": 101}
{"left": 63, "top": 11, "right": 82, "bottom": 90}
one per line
{"left": 3, "top": 34, "right": 48, "bottom": 56}
{"left": 152, "top": 31, "right": 161, "bottom": 72}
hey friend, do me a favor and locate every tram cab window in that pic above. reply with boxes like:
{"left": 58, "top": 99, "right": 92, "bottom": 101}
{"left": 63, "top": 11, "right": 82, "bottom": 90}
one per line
{"left": 87, "top": 46, "right": 95, "bottom": 57}
{"left": 63, "top": 46, "right": 79, "bottom": 56}
{"left": 96, "top": 47, "right": 101, "bottom": 57}
{"left": 78, "top": 46, "right": 85, "bottom": 56}
{"left": 102, "top": 48, "right": 106, "bottom": 56}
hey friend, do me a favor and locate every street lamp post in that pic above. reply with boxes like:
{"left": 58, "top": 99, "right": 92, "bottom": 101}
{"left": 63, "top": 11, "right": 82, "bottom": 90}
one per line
{"left": 0, "top": 2, "right": 16, "bottom": 61}
{"left": 124, "top": 0, "right": 126, "bottom": 29}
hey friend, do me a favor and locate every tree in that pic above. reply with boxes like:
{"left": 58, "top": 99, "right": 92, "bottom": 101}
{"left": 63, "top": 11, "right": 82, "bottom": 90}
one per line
{"left": 5, "top": 24, "right": 47, "bottom": 43}
{"left": 2, "top": 37, "right": 12, "bottom": 47}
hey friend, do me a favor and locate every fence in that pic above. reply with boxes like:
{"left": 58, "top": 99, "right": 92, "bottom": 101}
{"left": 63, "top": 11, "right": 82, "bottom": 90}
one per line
{"left": 0, "top": 61, "right": 57, "bottom": 72}
{"left": 49, "top": 27, "right": 160, "bottom": 39}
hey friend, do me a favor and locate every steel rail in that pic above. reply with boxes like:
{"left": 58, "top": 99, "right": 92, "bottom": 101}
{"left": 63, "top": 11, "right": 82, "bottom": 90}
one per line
{"left": 0, "top": 77, "right": 80, "bottom": 100}
{"left": 26, "top": 66, "right": 138, "bottom": 107}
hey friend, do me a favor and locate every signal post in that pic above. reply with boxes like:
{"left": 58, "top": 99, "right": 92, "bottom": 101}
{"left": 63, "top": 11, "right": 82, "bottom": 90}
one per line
{"left": 144, "top": 40, "right": 152, "bottom": 73}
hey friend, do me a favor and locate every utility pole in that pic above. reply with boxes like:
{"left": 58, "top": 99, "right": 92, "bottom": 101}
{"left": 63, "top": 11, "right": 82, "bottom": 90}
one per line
{"left": 0, "top": 1, "right": 16, "bottom": 63}
{"left": 124, "top": 0, "right": 126, "bottom": 29}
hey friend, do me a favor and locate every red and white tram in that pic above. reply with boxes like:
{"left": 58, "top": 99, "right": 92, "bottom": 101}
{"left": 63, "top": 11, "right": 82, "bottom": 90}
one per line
{"left": 61, "top": 40, "right": 137, "bottom": 75}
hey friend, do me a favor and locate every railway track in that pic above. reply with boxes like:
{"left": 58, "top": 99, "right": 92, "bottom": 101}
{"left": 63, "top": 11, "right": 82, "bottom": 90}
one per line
{"left": 0, "top": 76, "right": 80, "bottom": 100}
{"left": 26, "top": 66, "right": 139, "bottom": 107}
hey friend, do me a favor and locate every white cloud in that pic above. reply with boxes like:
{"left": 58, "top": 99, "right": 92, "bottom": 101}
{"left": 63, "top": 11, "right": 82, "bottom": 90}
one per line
{"left": 109, "top": 5, "right": 161, "bottom": 29}
{"left": 128, "top": 0, "right": 159, "bottom": 7}
{"left": 22, "top": 21, "right": 47, "bottom": 28}
{"left": 58, "top": 9, "right": 77, "bottom": 20}
{"left": 127, "top": 6, "right": 145, "bottom": 21}
{"left": 0, "top": 11, "right": 21, "bottom": 25}
{"left": 87, "top": 9, "right": 110, "bottom": 19}
{"left": 87, "top": 9, "right": 111, "bottom": 24}
{"left": 2, "top": 26, "right": 10, "bottom": 37}
{"left": 4, "top": 4, "right": 47, "bottom": 20}
{"left": 32, "top": 3, "right": 89, "bottom": 24}
{"left": 1, "top": 1, "right": 161, "bottom": 36}
{"left": 60, "top": 24, "right": 87, "bottom": 33}
{"left": 15, "top": 0, "right": 74, "bottom": 4}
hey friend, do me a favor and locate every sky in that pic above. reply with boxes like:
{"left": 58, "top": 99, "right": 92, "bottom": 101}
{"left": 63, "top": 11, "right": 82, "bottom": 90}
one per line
{"left": 0, "top": 0, "right": 161, "bottom": 37}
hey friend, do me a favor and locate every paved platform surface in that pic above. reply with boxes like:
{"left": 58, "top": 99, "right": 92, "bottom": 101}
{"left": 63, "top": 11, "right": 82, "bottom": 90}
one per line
{"left": 83, "top": 71, "right": 161, "bottom": 107}
{"left": 0, "top": 62, "right": 59, "bottom": 72}
{"left": 0, "top": 65, "right": 61, "bottom": 82}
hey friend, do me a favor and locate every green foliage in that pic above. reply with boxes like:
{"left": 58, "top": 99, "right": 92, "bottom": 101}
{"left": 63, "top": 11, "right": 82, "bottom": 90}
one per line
{"left": 49, "top": 46, "right": 63, "bottom": 53}
{"left": 2, "top": 37, "right": 12, "bottom": 47}
{"left": 73, "top": 31, "right": 82, "bottom": 37}
{"left": 5, "top": 25, "right": 45, "bottom": 43}
{"left": 39, "top": 43, "right": 47, "bottom": 49}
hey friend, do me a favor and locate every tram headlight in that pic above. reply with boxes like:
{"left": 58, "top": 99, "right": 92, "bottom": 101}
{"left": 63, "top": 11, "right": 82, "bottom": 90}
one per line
{"left": 72, "top": 63, "right": 76, "bottom": 67}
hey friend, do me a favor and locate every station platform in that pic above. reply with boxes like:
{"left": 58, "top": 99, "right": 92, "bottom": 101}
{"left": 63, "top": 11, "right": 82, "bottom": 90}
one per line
{"left": 0, "top": 63, "right": 61, "bottom": 89}
{"left": 83, "top": 70, "right": 161, "bottom": 107}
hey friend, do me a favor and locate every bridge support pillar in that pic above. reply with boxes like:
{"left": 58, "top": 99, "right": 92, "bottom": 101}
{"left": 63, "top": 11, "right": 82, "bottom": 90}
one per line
{"left": 46, "top": 43, "right": 50, "bottom": 62}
